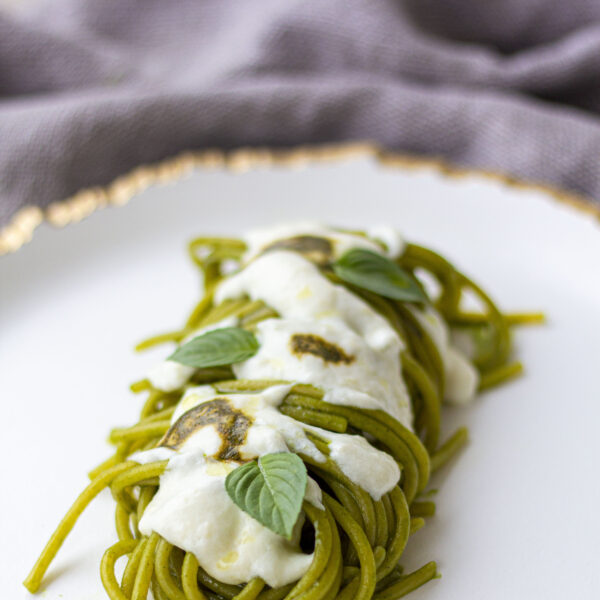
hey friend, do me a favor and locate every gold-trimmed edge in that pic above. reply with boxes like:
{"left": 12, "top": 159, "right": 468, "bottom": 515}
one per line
{"left": 1, "top": 142, "right": 598, "bottom": 255}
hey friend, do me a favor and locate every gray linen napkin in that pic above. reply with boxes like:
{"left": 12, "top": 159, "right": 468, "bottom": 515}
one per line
{"left": 1, "top": 0, "right": 600, "bottom": 227}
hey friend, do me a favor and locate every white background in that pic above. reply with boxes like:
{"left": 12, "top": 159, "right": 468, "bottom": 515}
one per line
{"left": 2, "top": 155, "right": 599, "bottom": 599}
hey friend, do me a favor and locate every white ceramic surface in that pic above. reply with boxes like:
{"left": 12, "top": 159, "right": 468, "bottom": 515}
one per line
{"left": 1, "top": 154, "right": 599, "bottom": 599}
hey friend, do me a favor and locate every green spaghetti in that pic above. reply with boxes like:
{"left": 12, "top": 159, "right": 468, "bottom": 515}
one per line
{"left": 24, "top": 224, "right": 541, "bottom": 599}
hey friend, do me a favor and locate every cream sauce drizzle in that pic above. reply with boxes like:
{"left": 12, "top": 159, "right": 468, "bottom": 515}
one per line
{"left": 139, "top": 223, "right": 479, "bottom": 587}
{"left": 409, "top": 306, "right": 480, "bottom": 405}
{"left": 216, "top": 250, "right": 412, "bottom": 428}
{"left": 136, "top": 384, "right": 398, "bottom": 586}
{"left": 242, "top": 221, "right": 404, "bottom": 263}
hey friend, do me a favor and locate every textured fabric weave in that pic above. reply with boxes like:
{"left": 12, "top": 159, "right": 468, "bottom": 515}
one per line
{"left": 1, "top": 0, "right": 600, "bottom": 225}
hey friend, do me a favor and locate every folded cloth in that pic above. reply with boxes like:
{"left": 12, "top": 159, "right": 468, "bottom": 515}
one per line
{"left": 1, "top": 0, "right": 600, "bottom": 228}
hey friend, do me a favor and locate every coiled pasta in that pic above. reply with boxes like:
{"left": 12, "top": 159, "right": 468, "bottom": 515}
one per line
{"left": 24, "top": 228, "right": 541, "bottom": 599}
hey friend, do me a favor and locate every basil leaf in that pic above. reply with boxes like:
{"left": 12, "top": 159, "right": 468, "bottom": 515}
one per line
{"left": 168, "top": 327, "right": 258, "bottom": 368}
{"left": 225, "top": 452, "right": 308, "bottom": 539}
{"left": 333, "top": 248, "right": 427, "bottom": 303}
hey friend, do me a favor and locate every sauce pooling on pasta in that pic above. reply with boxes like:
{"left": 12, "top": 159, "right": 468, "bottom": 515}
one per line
{"left": 137, "top": 223, "right": 478, "bottom": 587}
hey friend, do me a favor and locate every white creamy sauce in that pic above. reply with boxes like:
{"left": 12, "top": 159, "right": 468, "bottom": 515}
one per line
{"left": 139, "top": 223, "right": 479, "bottom": 587}
{"left": 136, "top": 384, "right": 398, "bottom": 586}
{"left": 139, "top": 454, "right": 313, "bottom": 587}
{"left": 174, "top": 384, "right": 399, "bottom": 496}
{"left": 147, "top": 316, "right": 239, "bottom": 392}
{"left": 234, "top": 317, "right": 411, "bottom": 427}
{"left": 138, "top": 385, "right": 317, "bottom": 587}
{"left": 327, "top": 434, "right": 399, "bottom": 500}
{"left": 216, "top": 251, "right": 412, "bottom": 427}
{"left": 172, "top": 384, "right": 221, "bottom": 421}
{"left": 409, "top": 306, "right": 480, "bottom": 405}
{"left": 130, "top": 446, "right": 176, "bottom": 465}
{"left": 147, "top": 360, "right": 195, "bottom": 393}
{"left": 304, "top": 477, "right": 324, "bottom": 510}
{"left": 242, "top": 221, "right": 404, "bottom": 263}
{"left": 449, "top": 327, "right": 477, "bottom": 360}
{"left": 180, "top": 384, "right": 325, "bottom": 463}
{"left": 365, "top": 225, "right": 405, "bottom": 258}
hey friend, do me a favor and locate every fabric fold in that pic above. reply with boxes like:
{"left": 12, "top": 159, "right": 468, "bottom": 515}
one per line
{"left": 1, "top": 0, "right": 600, "bottom": 227}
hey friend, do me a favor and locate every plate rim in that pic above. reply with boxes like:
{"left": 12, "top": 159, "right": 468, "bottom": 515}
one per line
{"left": 1, "top": 142, "right": 598, "bottom": 255}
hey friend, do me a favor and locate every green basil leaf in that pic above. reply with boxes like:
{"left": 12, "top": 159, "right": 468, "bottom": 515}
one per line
{"left": 333, "top": 248, "right": 427, "bottom": 303}
{"left": 225, "top": 452, "right": 308, "bottom": 539}
{"left": 168, "top": 327, "right": 258, "bottom": 368}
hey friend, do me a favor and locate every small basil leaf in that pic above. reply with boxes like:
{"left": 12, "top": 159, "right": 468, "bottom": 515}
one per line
{"left": 225, "top": 452, "right": 308, "bottom": 539}
{"left": 333, "top": 248, "right": 427, "bottom": 303}
{"left": 168, "top": 327, "right": 258, "bottom": 368}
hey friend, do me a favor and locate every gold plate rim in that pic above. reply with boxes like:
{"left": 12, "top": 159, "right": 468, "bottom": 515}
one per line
{"left": 1, "top": 142, "right": 598, "bottom": 255}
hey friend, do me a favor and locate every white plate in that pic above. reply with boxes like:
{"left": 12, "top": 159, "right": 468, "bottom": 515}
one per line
{"left": 2, "top": 151, "right": 600, "bottom": 600}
